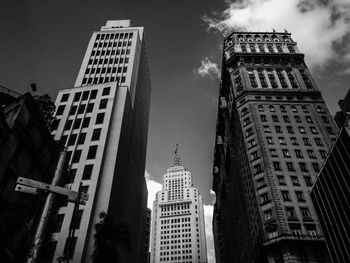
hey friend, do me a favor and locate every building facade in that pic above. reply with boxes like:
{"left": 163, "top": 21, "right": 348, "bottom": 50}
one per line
{"left": 150, "top": 149, "right": 207, "bottom": 263}
{"left": 49, "top": 20, "right": 151, "bottom": 262}
{"left": 212, "top": 31, "right": 338, "bottom": 262}
{"left": 0, "top": 89, "right": 60, "bottom": 262}
{"left": 310, "top": 92, "right": 350, "bottom": 263}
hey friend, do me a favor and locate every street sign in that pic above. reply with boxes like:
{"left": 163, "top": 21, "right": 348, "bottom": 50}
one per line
{"left": 16, "top": 177, "right": 89, "bottom": 201}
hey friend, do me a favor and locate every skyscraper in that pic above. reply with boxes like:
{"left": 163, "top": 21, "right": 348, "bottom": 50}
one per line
{"left": 150, "top": 147, "right": 207, "bottom": 263}
{"left": 212, "top": 31, "right": 337, "bottom": 262}
{"left": 50, "top": 20, "right": 151, "bottom": 262}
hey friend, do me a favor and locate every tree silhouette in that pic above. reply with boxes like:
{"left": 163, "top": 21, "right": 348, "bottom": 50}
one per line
{"left": 92, "top": 212, "right": 131, "bottom": 263}
{"left": 33, "top": 94, "right": 56, "bottom": 131}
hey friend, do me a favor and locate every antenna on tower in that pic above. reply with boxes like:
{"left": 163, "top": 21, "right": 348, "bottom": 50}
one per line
{"left": 173, "top": 144, "right": 182, "bottom": 166}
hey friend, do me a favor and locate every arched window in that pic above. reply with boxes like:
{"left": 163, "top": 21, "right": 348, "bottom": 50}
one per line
{"left": 258, "top": 105, "right": 264, "bottom": 112}
{"left": 291, "top": 105, "right": 297, "bottom": 113}
{"left": 269, "top": 105, "right": 276, "bottom": 112}
{"left": 301, "top": 106, "right": 309, "bottom": 113}
{"left": 280, "top": 105, "right": 286, "bottom": 112}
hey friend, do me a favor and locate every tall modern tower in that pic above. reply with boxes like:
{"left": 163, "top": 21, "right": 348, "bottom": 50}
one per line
{"left": 50, "top": 20, "right": 151, "bottom": 262}
{"left": 150, "top": 147, "right": 207, "bottom": 263}
{"left": 212, "top": 31, "right": 338, "bottom": 262}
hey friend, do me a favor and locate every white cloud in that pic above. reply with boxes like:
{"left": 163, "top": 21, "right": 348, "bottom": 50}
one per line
{"left": 203, "top": 0, "right": 350, "bottom": 69}
{"left": 145, "top": 170, "right": 162, "bottom": 209}
{"left": 195, "top": 57, "right": 221, "bottom": 78}
{"left": 204, "top": 204, "right": 216, "bottom": 263}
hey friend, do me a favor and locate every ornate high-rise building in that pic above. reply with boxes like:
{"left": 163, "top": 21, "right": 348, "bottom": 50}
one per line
{"left": 49, "top": 20, "right": 151, "bottom": 262}
{"left": 150, "top": 147, "right": 207, "bottom": 263}
{"left": 212, "top": 31, "right": 337, "bottom": 262}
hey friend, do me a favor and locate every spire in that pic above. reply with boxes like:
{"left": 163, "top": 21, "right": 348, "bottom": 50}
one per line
{"left": 173, "top": 144, "right": 182, "bottom": 166}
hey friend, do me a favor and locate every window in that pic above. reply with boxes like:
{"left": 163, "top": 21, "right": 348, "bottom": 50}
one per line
{"left": 78, "top": 104, "right": 86, "bottom": 114}
{"left": 73, "top": 119, "right": 82, "bottom": 129}
{"left": 54, "top": 214, "right": 65, "bottom": 232}
{"left": 320, "top": 150, "right": 327, "bottom": 159}
{"left": 303, "top": 138, "right": 311, "bottom": 146}
{"left": 291, "top": 176, "right": 300, "bottom": 186}
{"left": 298, "top": 126, "right": 306, "bottom": 134}
{"left": 282, "top": 149, "right": 291, "bottom": 158}
{"left": 277, "top": 175, "right": 286, "bottom": 185}
{"left": 264, "top": 210, "right": 273, "bottom": 221}
{"left": 295, "top": 149, "right": 303, "bottom": 158}
{"left": 305, "top": 116, "right": 313, "bottom": 123}
{"left": 67, "top": 134, "right": 77, "bottom": 146}
{"left": 314, "top": 138, "right": 323, "bottom": 146}
{"left": 82, "top": 91, "right": 89, "bottom": 101}
{"left": 294, "top": 116, "right": 301, "bottom": 123}
{"left": 264, "top": 126, "right": 271, "bottom": 133}
{"left": 90, "top": 90, "right": 97, "bottom": 99}
{"left": 99, "top": 99, "right": 108, "bottom": 109}
{"left": 312, "top": 163, "right": 320, "bottom": 172}
{"left": 270, "top": 149, "right": 278, "bottom": 157}
{"left": 300, "top": 208, "right": 311, "bottom": 219}
{"left": 290, "top": 224, "right": 302, "bottom": 235}
{"left": 260, "top": 115, "right": 267, "bottom": 122}
{"left": 279, "top": 137, "right": 286, "bottom": 145}
{"left": 258, "top": 105, "right": 264, "bottom": 112}
{"left": 71, "top": 210, "right": 83, "bottom": 230}
{"left": 280, "top": 105, "right": 286, "bottom": 112}
{"left": 321, "top": 116, "right": 329, "bottom": 123}
{"left": 61, "top": 94, "right": 69, "bottom": 102}
{"left": 246, "top": 128, "right": 254, "bottom": 137}
{"left": 256, "top": 178, "right": 266, "bottom": 189}
{"left": 72, "top": 150, "right": 82, "bottom": 163}
{"left": 286, "top": 162, "right": 295, "bottom": 171}
{"left": 243, "top": 117, "right": 251, "bottom": 126}
{"left": 267, "top": 137, "right": 274, "bottom": 144}
{"left": 310, "top": 127, "right": 318, "bottom": 134}
{"left": 95, "top": 113, "right": 105, "bottom": 124}
{"left": 305, "top": 225, "right": 317, "bottom": 236}
{"left": 248, "top": 139, "right": 256, "bottom": 148}
{"left": 73, "top": 92, "right": 81, "bottom": 102}
{"left": 87, "top": 145, "right": 98, "bottom": 159}
{"left": 307, "top": 150, "right": 316, "bottom": 159}
{"left": 251, "top": 151, "right": 259, "bottom": 161}
{"left": 275, "top": 126, "right": 282, "bottom": 133}
{"left": 92, "top": 128, "right": 102, "bottom": 141}
{"left": 254, "top": 163, "right": 263, "bottom": 175}
{"left": 82, "top": 164, "right": 94, "bottom": 180}
{"left": 282, "top": 191, "right": 291, "bottom": 201}
{"left": 326, "top": 127, "right": 335, "bottom": 135}
{"left": 286, "top": 207, "right": 296, "bottom": 218}
{"left": 291, "top": 137, "right": 299, "bottom": 145}
{"left": 283, "top": 116, "right": 290, "bottom": 122}
{"left": 287, "top": 126, "right": 294, "bottom": 134}
{"left": 296, "top": 191, "right": 306, "bottom": 202}
{"left": 304, "top": 176, "right": 313, "bottom": 187}
{"left": 291, "top": 106, "right": 297, "bottom": 113}
{"left": 69, "top": 106, "right": 77, "bottom": 115}
{"left": 301, "top": 106, "right": 309, "bottom": 113}
{"left": 272, "top": 115, "right": 279, "bottom": 122}
{"left": 299, "top": 162, "right": 309, "bottom": 172}
{"left": 82, "top": 117, "right": 90, "bottom": 128}
{"left": 56, "top": 105, "right": 65, "bottom": 116}
{"left": 77, "top": 133, "right": 86, "bottom": 145}
{"left": 241, "top": 107, "right": 248, "bottom": 116}
{"left": 273, "top": 162, "right": 282, "bottom": 171}
{"left": 269, "top": 105, "right": 276, "bottom": 112}
{"left": 260, "top": 192, "right": 270, "bottom": 204}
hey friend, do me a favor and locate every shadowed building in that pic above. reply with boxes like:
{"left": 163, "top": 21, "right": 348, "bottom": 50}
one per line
{"left": 212, "top": 31, "right": 337, "bottom": 262}
{"left": 49, "top": 20, "right": 151, "bottom": 262}
{"left": 0, "top": 89, "right": 60, "bottom": 263}
{"left": 310, "top": 89, "right": 350, "bottom": 263}
{"left": 150, "top": 148, "right": 208, "bottom": 263}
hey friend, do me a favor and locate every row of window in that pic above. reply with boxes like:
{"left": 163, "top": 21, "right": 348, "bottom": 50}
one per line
{"left": 241, "top": 104, "right": 327, "bottom": 116}
{"left": 95, "top": 32, "right": 133, "bottom": 41}
{"left": 264, "top": 206, "right": 312, "bottom": 222}
{"left": 93, "top": 40, "right": 132, "bottom": 49}
{"left": 88, "top": 51, "right": 130, "bottom": 64}
{"left": 254, "top": 160, "right": 320, "bottom": 174}
{"left": 59, "top": 87, "right": 110, "bottom": 103}
{"left": 239, "top": 43, "right": 295, "bottom": 54}
{"left": 258, "top": 114, "right": 329, "bottom": 124}
{"left": 260, "top": 190, "right": 307, "bottom": 205}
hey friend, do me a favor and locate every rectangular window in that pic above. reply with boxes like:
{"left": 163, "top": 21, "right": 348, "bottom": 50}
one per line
{"left": 296, "top": 191, "right": 306, "bottom": 202}
{"left": 270, "top": 149, "right": 278, "bottom": 157}
{"left": 321, "top": 116, "right": 329, "bottom": 123}
{"left": 298, "top": 126, "right": 306, "bottom": 134}
{"left": 90, "top": 90, "right": 97, "bottom": 99}
{"left": 95, "top": 113, "right": 105, "bottom": 124}
{"left": 72, "top": 150, "right": 82, "bottom": 163}
{"left": 92, "top": 128, "right": 102, "bottom": 141}
{"left": 314, "top": 138, "right": 323, "bottom": 146}
{"left": 64, "top": 120, "right": 73, "bottom": 130}
{"left": 251, "top": 151, "right": 259, "bottom": 161}
{"left": 294, "top": 116, "right": 301, "bottom": 123}
{"left": 312, "top": 163, "right": 320, "bottom": 172}
{"left": 307, "top": 150, "right": 316, "bottom": 159}
{"left": 282, "top": 191, "right": 291, "bottom": 201}
{"left": 69, "top": 106, "right": 77, "bottom": 115}
{"left": 71, "top": 210, "right": 83, "bottom": 230}
{"left": 273, "top": 162, "right": 282, "bottom": 171}
{"left": 326, "top": 127, "right": 335, "bottom": 134}
{"left": 99, "top": 99, "right": 108, "bottom": 109}
{"left": 102, "top": 87, "right": 111, "bottom": 96}
{"left": 53, "top": 214, "right": 65, "bottom": 232}
{"left": 320, "top": 150, "right": 327, "bottom": 159}
{"left": 260, "top": 193, "right": 270, "bottom": 204}
{"left": 61, "top": 94, "right": 69, "bottom": 102}
{"left": 67, "top": 134, "right": 77, "bottom": 146}
{"left": 77, "top": 133, "right": 86, "bottom": 145}
{"left": 86, "top": 103, "right": 94, "bottom": 113}
{"left": 291, "top": 176, "right": 300, "bottom": 186}
{"left": 277, "top": 175, "right": 286, "bottom": 185}
{"left": 77, "top": 104, "right": 86, "bottom": 114}
{"left": 56, "top": 105, "right": 65, "bottom": 116}
{"left": 291, "top": 137, "right": 299, "bottom": 145}
{"left": 248, "top": 139, "right": 256, "bottom": 148}
{"left": 73, "top": 119, "right": 82, "bottom": 129}
{"left": 272, "top": 115, "right": 279, "bottom": 122}
{"left": 303, "top": 138, "right": 311, "bottom": 146}
{"left": 82, "top": 117, "right": 90, "bottom": 128}
{"left": 286, "top": 207, "right": 296, "bottom": 218}
{"left": 73, "top": 92, "right": 81, "bottom": 102}
{"left": 283, "top": 115, "right": 290, "bottom": 122}
{"left": 287, "top": 126, "right": 294, "bottom": 134}
{"left": 300, "top": 208, "right": 311, "bottom": 219}
{"left": 87, "top": 145, "right": 98, "bottom": 159}
{"left": 246, "top": 128, "right": 254, "bottom": 137}
{"left": 279, "top": 137, "right": 286, "bottom": 145}
{"left": 306, "top": 116, "right": 313, "bottom": 123}
{"left": 264, "top": 210, "right": 273, "bottom": 221}
{"left": 295, "top": 149, "right": 303, "bottom": 158}
{"left": 310, "top": 127, "right": 318, "bottom": 134}
{"left": 254, "top": 163, "right": 263, "bottom": 175}
{"left": 82, "top": 164, "right": 94, "bottom": 180}
{"left": 287, "top": 162, "right": 296, "bottom": 171}
{"left": 264, "top": 126, "right": 271, "bottom": 133}
{"left": 304, "top": 176, "right": 313, "bottom": 187}
{"left": 82, "top": 91, "right": 89, "bottom": 101}
{"left": 282, "top": 149, "right": 291, "bottom": 158}
{"left": 299, "top": 162, "right": 309, "bottom": 172}
{"left": 275, "top": 126, "right": 282, "bottom": 133}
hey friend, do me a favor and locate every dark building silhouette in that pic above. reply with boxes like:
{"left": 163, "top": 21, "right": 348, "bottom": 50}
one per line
{"left": 334, "top": 88, "right": 350, "bottom": 128}
{"left": 212, "top": 31, "right": 338, "bottom": 262}
{"left": 144, "top": 208, "right": 151, "bottom": 263}
{"left": 0, "top": 88, "right": 60, "bottom": 262}
{"left": 310, "top": 89, "right": 350, "bottom": 263}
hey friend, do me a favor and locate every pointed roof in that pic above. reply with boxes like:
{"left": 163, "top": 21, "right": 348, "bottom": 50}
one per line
{"left": 173, "top": 144, "right": 182, "bottom": 166}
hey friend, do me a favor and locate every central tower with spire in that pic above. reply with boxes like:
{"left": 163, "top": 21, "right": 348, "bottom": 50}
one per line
{"left": 150, "top": 146, "right": 208, "bottom": 263}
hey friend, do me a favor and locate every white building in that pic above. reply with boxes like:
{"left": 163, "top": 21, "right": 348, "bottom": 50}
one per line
{"left": 50, "top": 20, "right": 151, "bottom": 263}
{"left": 150, "top": 148, "right": 208, "bottom": 263}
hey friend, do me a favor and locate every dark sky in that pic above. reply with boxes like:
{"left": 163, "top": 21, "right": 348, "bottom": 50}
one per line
{"left": 1, "top": 0, "right": 349, "bottom": 208}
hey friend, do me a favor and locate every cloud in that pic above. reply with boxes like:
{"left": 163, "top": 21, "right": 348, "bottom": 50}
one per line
{"left": 195, "top": 57, "right": 221, "bottom": 78}
{"left": 344, "top": 67, "right": 350, "bottom": 75}
{"left": 204, "top": 204, "right": 216, "bottom": 263}
{"left": 203, "top": 0, "right": 350, "bottom": 69}
{"left": 145, "top": 170, "right": 162, "bottom": 209}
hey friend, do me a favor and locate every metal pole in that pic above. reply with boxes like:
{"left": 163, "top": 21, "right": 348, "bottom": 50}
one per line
{"left": 27, "top": 150, "right": 67, "bottom": 263}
